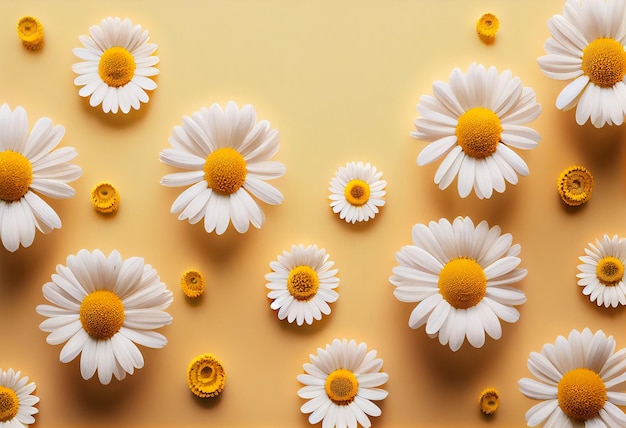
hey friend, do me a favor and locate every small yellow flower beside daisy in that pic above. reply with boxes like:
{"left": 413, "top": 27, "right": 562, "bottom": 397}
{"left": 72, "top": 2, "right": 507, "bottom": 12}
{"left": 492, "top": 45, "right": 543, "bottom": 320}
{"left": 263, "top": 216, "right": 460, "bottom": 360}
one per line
{"left": 479, "top": 387, "right": 499, "bottom": 415}
{"left": 91, "top": 182, "right": 120, "bottom": 213}
{"left": 181, "top": 270, "right": 205, "bottom": 298}
{"left": 476, "top": 13, "right": 499, "bottom": 43}
{"left": 557, "top": 165, "right": 593, "bottom": 206}
{"left": 187, "top": 354, "right": 225, "bottom": 398}
{"left": 17, "top": 16, "right": 44, "bottom": 50}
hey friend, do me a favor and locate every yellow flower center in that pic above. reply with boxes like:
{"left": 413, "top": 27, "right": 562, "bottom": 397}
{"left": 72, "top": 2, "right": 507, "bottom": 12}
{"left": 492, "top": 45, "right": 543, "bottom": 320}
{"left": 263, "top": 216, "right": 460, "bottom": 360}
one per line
{"left": 325, "top": 369, "right": 359, "bottom": 405}
{"left": 287, "top": 266, "right": 319, "bottom": 301}
{"left": 479, "top": 388, "right": 499, "bottom": 415}
{"left": 557, "top": 368, "right": 607, "bottom": 421}
{"left": 187, "top": 353, "right": 226, "bottom": 398}
{"left": 181, "top": 270, "right": 205, "bottom": 298}
{"left": 476, "top": 13, "right": 499, "bottom": 42}
{"left": 79, "top": 290, "right": 125, "bottom": 340}
{"left": 0, "top": 150, "right": 33, "bottom": 202}
{"left": 596, "top": 256, "right": 624, "bottom": 286}
{"left": 91, "top": 182, "right": 120, "bottom": 213}
{"left": 455, "top": 107, "right": 502, "bottom": 158}
{"left": 98, "top": 46, "right": 136, "bottom": 88}
{"left": 0, "top": 386, "right": 18, "bottom": 422}
{"left": 344, "top": 179, "right": 370, "bottom": 206}
{"left": 203, "top": 148, "right": 247, "bottom": 195}
{"left": 582, "top": 38, "right": 626, "bottom": 88}
{"left": 17, "top": 16, "right": 44, "bottom": 50}
{"left": 438, "top": 257, "right": 487, "bottom": 309}
{"left": 557, "top": 166, "right": 593, "bottom": 206}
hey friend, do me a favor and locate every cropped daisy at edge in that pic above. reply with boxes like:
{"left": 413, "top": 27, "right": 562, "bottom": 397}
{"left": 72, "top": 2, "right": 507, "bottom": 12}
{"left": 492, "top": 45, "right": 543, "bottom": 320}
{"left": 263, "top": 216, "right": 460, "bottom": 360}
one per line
{"left": 412, "top": 63, "right": 541, "bottom": 199}
{"left": 160, "top": 101, "right": 286, "bottom": 235}
{"left": 0, "top": 368, "right": 39, "bottom": 427}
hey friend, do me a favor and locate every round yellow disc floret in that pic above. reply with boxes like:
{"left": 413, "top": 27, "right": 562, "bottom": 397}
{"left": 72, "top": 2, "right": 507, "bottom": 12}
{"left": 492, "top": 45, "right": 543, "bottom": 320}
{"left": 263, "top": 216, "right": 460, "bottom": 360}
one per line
{"left": 0, "top": 386, "right": 18, "bottom": 422}
{"left": 99, "top": 47, "right": 136, "bottom": 88}
{"left": 596, "top": 256, "right": 624, "bottom": 286}
{"left": 557, "top": 166, "right": 593, "bottom": 206}
{"left": 187, "top": 353, "right": 226, "bottom": 398}
{"left": 455, "top": 107, "right": 502, "bottom": 159}
{"left": 558, "top": 368, "right": 606, "bottom": 421}
{"left": 204, "top": 147, "right": 247, "bottom": 195}
{"left": 582, "top": 38, "right": 626, "bottom": 88}
{"left": 91, "top": 182, "right": 120, "bottom": 213}
{"left": 181, "top": 270, "right": 205, "bottom": 298}
{"left": 476, "top": 13, "right": 499, "bottom": 43}
{"left": 79, "top": 290, "right": 125, "bottom": 339}
{"left": 344, "top": 179, "right": 370, "bottom": 207}
{"left": 478, "top": 387, "right": 499, "bottom": 415}
{"left": 0, "top": 150, "right": 33, "bottom": 202}
{"left": 325, "top": 369, "right": 359, "bottom": 405}
{"left": 17, "top": 16, "right": 44, "bottom": 50}
{"left": 438, "top": 257, "right": 487, "bottom": 309}
{"left": 287, "top": 265, "right": 319, "bottom": 301}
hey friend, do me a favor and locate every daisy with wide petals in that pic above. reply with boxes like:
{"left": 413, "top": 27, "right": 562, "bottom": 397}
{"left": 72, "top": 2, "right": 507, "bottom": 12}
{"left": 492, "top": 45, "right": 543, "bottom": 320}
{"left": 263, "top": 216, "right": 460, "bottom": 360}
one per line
{"left": 36, "top": 249, "right": 174, "bottom": 385}
{"left": 297, "top": 338, "right": 388, "bottom": 428}
{"left": 538, "top": 0, "right": 626, "bottom": 127}
{"left": 389, "top": 216, "right": 527, "bottom": 351}
{"left": 328, "top": 161, "right": 386, "bottom": 224}
{"left": 160, "top": 101, "right": 286, "bottom": 235}
{"left": 72, "top": 17, "right": 159, "bottom": 114}
{"left": 412, "top": 62, "right": 541, "bottom": 199}
{"left": 0, "top": 104, "right": 82, "bottom": 252}
{"left": 577, "top": 234, "right": 626, "bottom": 308}
{"left": 0, "top": 368, "right": 39, "bottom": 427}
{"left": 266, "top": 244, "right": 339, "bottom": 326}
{"left": 519, "top": 328, "right": 626, "bottom": 427}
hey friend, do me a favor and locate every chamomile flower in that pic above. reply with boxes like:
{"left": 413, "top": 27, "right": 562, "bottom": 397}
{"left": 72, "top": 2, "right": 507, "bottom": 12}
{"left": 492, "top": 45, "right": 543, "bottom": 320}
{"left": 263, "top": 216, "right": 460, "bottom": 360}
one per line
{"left": 0, "top": 368, "right": 39, "bottom": 427}
{"left": 328, "top": 161, "right": 386, "bottom": 224}
{"left": 266, "top": 244, "right": 339, "bottom": 326}
{"left": 0, "top": 104, "right": 82, "bottom": 252}
{"left": 412, "top": 63, "right": 541, "bottom": 199}
{"left": 297, "top": 339, "right": 388, "bottom": 428}
{"left": 538, "top": 0, "right": 626, "bottom": 127}
{"left": 36, "top": 249, "right": 174, "bottom": 385}
{"left": 72, "top": 17, "right": 159, "bottom": 114}
{"left": 577, "top": 234, "right": 626, "bottom": 308}
{"left": 389, "top": 216, "right": 527, "bottom": 351}
{"left": 160, "top": 101, "right": 285, "bottom": 235}
{"left": 519, "top": 328, "right": 626, "bottom": 427}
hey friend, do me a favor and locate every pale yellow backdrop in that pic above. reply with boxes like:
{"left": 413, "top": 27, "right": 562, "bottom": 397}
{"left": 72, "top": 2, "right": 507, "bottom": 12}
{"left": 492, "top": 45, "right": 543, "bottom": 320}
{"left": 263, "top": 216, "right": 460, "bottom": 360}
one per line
{"left": 1, "top": 1, "right": 626, "bottom": 427}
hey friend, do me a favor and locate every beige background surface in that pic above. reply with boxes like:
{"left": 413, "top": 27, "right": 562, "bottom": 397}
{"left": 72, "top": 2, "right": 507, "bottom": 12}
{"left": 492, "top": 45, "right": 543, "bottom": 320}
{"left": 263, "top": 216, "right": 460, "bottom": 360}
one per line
{"left": 2, "top": 1, "right": 626, "bottom": 427}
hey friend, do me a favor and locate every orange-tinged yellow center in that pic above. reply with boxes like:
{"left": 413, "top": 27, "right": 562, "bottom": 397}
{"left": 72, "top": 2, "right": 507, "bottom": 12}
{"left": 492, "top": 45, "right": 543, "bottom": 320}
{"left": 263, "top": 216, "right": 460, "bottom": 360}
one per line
{"left": 558, "top": 368, "right": 607, "bottom": 421}
{"left": 438, "top": 257, "right": 487, "bottom": 309}
{"left": 0, "top": 386, "right": 18, "bottom": 422}
{"left": 344, "top": 179, "right": 370, "bottom": 206}
{"left": 455, "top": 107, "right": 502, "bottom": 158}
{"left": 287, "top": 266, "right": 319, "bottom": 301}
{"left": 0, "top": 150, "right": 33, "bottom": 202}
{"left": 596, "top": 256, "right": 624, "bottom": 286}
{"left": 582, "top": 38, "right": 626, "bottom": 88}
{"left": 325, "top": 369, "right": 358, "bottom": 405}
{"left": 203, "top": 147, "right": 247, "bottom": 195}
{"left": 79, "top": 290, "right": 125, "bottom": 339}
{"left": 99, "top": 46, "right": 136, "bottom": 88}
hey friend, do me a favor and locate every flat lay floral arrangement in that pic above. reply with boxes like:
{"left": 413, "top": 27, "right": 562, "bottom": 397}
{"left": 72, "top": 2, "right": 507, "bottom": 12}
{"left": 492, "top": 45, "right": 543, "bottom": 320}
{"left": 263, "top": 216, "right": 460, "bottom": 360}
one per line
{"left": 3, "top": 0, "right": 626, "bottom": 427}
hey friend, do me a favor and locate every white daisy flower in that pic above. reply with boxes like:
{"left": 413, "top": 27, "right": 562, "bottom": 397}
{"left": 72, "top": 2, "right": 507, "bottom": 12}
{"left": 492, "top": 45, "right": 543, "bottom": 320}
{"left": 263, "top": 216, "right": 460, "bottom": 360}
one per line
{"left": 412, "top": 62, "right": 541, "bottom": 199}
{"left": 160, "top": 101, "right": 286, "bottom": 235}
{"left": 0, "top": 368, "right": 39, "bottom": 427}
{"left": 537, "top": 0, "right": 626, "bottom": 127}
{"left": 0, "top": 104, "right": 82, "bottom": 252}
{"left": 266, "top": 244, "right": 339, "bottom": 326}
{"left": 389, "top": 216, "right": 527, "bottom": 351}
{"left": 328, "top": 161, "right": 386, "bottom": 224}
{"left": 36, "top": 249, "right": 174, "bottom": 385}
{"left": 297, "top": 338, "right": 388, "bottom": 428}
{"left": 519, "top": 328, "right": 626, "bottom": 427}
{"left": 577, "top": 234, "right": 626, "bottom": 308}
{"left": 72, "top": 17, "right": 159, "bottom": 114}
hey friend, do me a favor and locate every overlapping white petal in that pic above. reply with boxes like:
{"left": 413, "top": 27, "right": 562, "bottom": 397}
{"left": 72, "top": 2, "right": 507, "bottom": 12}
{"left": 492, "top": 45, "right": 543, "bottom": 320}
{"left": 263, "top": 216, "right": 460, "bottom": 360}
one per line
{"left": 0, "top": 368, "right": 39, "bottom": 426}
{"left": 389, "top": 216, "right": 527, "bottom": 351}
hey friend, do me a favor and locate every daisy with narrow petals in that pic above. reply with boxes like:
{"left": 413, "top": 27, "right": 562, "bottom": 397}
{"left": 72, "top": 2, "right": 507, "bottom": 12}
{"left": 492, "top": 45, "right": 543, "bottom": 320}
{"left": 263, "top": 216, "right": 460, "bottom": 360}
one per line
{"left": 538, "top": 0, "right": 626, "bottom": 127}
{"left": 72, "top": 17, "right": 159, "bottom": 114}
{"left": 266, "top": 244, "right": 339, "bottom": 326}
{"left": 389, "top": 216, "right": 527, "bottom": 351}
{"left": 328, "top": 161, "right": 386, "bottom": 224}
{"left": 36, "top": 249, "right": 173, "bottom": 385}
{"left": 160, "top": 101, "right": 286, "bottom": 235}
{"left": 0, "top": 104, "right": 82, "bottom": 252}
{"left": 0, "top": 368, "right": 39, "bottom": 427}
{"left": 297, "top": 339, "right": 388, "bottom": 428}
{"left": 577, "top": 234, "right": 626, "bottom": 308}
{"left": 519, "top": 328, "right": 626, "bottom": 427}
{"left": 412, "top": 62, "right": 541, "bottom": 199}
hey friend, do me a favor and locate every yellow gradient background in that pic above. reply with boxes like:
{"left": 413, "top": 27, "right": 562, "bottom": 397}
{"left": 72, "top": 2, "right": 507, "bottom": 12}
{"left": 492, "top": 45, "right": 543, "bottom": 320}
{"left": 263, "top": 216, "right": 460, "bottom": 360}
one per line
{"left": 2, "top": 1, "right": 626, "bottom": 427}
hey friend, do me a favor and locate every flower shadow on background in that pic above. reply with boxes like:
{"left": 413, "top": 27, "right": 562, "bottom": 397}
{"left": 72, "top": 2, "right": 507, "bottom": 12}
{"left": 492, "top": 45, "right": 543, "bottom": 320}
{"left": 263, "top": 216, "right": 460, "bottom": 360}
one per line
{"left": 77, "top": 91, "right": 155, "bottom": 129}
